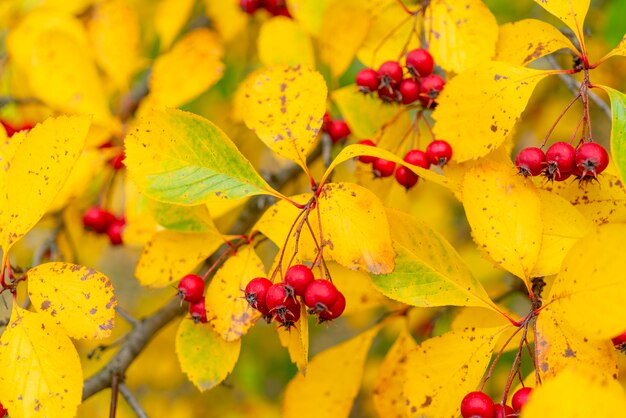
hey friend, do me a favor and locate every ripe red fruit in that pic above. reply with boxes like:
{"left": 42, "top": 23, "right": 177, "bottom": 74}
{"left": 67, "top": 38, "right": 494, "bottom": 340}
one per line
{"left": 612, "top": 330, "right": 626, "bottom": 347}
{"left": 177, "top": 274, "right": 205, "bottom": 303}
{"left": 284, "top": 264, "right": 314, "bottom": 296}
{"left": 0, "top": 401, "right": 6, "bottom": 417}
{"left": 356, "top": 139, "right": 377, "bottom": 163}
{"left": 265, "top": 0, "right": 291, "bottom": 17}
{"left": 327, "top": 120, "right": 351, "bottom": 142}
{"left": 494, "top": 404, "right": 515, "bottom": 418}
{"left": 419, "top": 74, "right": 445, "bottom": 108}
{"left": 405, "top": 48, "right": 434, "bottom": 77}
{"left": 318, "top": 291, "right": 346, "bottom": 321}
{"left": 399, "top": 78, "right": 420, "bottom": 104}
{"left": 512, "top": 387, "right": 533, "bottom": 412}
{"left": 82, "top": 206, "right": 116, "bottom": 233}
{"left": 460, "top": 391, "right": 495, "bottom": 418}
{"left": 404, "top": 149, "right": 430, "bottom": 168}
{"left": 378, "top": 61, "right": 403, "bottom": 87}
{"left": 107, "top": 218, "right": 125, "bottom": 246}
{"left": 189, "top": 299, "right": 208, "bottom": 323}
{"left": 274, "top": 299, "right": 301, "bottom": 330}
{"left": 244, "top": 277, "right": 273, "bottom": 314}
{"left": 545, "top": 141, "right": 576, "bottom": 179}
{"left": 356, "top": 68, "right": 379, "bottom": 93}
{"left": 395, "top": 166, "right": 419, "bottom": 189}
{"left": 426, "top": 140, "right": 453, "bottom": 166}
{"left": 377, "top": 86, "right": 399, "bottom": 103}
{"left": 372, "top": 158, "right": 396, "bottom": 178}
{"left": 575, "top": 142, "right": 609, "bottom": 179}
{"left": 515, "top": 147, "right": 545, "bottom": 177}
{"left": 240, "top": 0, "right": 260, "bottom": 14}
{"left": 323, "top": 112, "right": 332, "bottom": 129}
{"left": 554, "top": 169, "right": 572, "bottom": 182}
{"left": 304, "top": 279, "right": 339, "bottom": 313}
{"left": 109, "top": 151, "right": 125, "bottom": 170}
{"left": 266, "top": 283, "right": 296, "bottom": 311}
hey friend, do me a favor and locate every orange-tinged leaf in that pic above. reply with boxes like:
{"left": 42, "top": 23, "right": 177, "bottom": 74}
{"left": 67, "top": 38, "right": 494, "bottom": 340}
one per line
{"left": 404, "top": 326, "right": 504, "bottom": 417}
{"left": 242, "top": 65, "right": 327, "bottom": 170}
{"left": 283, "top": 326, "right": 380, "bottom": 418}
{"left": 495, "top": 19, "right": 578, "bottom": 66}
{"left": 205, "top": 246, "right": 265, "bottom": 341}
{"left": 155, "top": 0, "right": 194, "bottom": 50}
{"left": 0, "top": 307, "right": 82, "bottom": 418}
{"left": 288, "top": 0, "right": 332, "bottom": 36}
{"left": 277, "top": 303, "right": 309, "bottom": 373}
{"left": 175, "top": 319, "right": 241, "bottom": 391}
{"left": 462, "top": 163, "right": 542, "bottom": 283}
{"left": 258, "top": 17, "right": 314, "bottom": 67}
{"left": 432, "top": 62, "right": 550, "bottom": 162}
{"left": 27, "top": 262, "right": 116, "bottom": 340}
{"left": 424, "top": 0, "right": 498, "bottom": 73}
{"left": 533, "top": 0, "right": 589, "bottom": 51}
{"left": 149, "top": 28, "right": 225, "bottom": 108}
{"left": 544, "top": 223, "right": 626, "bottom": 339}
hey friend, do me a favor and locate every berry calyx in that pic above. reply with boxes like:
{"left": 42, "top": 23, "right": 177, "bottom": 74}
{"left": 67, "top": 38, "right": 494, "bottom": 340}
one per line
{"left": 284, "top": 264, "right": 314, "bottom": 296}
{"left": 494, "top": 404, "right": 515, "bottom": 418}
{"left": 189, "top": 299, "right": 208, "bottom": 323}
{"left": 356, "top": 139, "right": 377, "bottom": 163}
{"left": 304, "top": 279, "right": 339, "bottom": 313}
{"left": 266, "top": 283, "right": 297, "bottom": 311}
{"left": 327, "top": 120, "right": 351, "bottom": 143}
{"left": 177, "top": 274, "right": 205, "bottom": 303}
{"left": 373, "top": 158, "right": 396, "bottom": 178}
{"left": 356, "top": 68, "right": 379, "bottom": 93}
{"left": 426, "top": 140, "right": 453, "bottom": 167}
{"left": 460, "top": 391, "right": 495, "bottom": 418}
{"left": 515, "top": 147, "right": 545, "bottom": 177}
{"left": 419, "top": 74, "right": 445, "bottom": 108}
{"left": 395, "top": 166, "right": 418, "bottom": 190}
{"left": 399, "top": 78, "right": 420, "bottom": 104}
{"left": 377, "top": 61, "right": 403, "bottom": 87}
{"left": 377, "top": 85, "right": 399, "bottom": 103}
{"left": 512, "top": 387, "right": 533, "bottom": 412}
{"left": 82, "top": 206, "right": 116, "bottom": 233}
{"left": 405, "top": 48, "right": 434, "bottom": 77}
{"left": 107, "top": 217, "right": 125, "bottom": 246}
{"left": 575, "top": 142, "right": 609, "bottom": 179}
{"left": 612, "top": 330, "right": 626, "bottom": 348}
{"left": 274, "top": 299, "right": 301, "bottom": 329}
{"left": 318, "top": 291, "right": 346, "bottom": 322}
{"left": 244, "top": 277, "right": 273, "bottom": 315}
{"left": 545, "top": 141, "right": 576, "bottom": 179}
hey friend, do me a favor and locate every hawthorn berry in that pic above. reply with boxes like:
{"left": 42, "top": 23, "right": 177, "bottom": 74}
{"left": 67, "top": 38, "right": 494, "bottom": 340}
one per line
{"left": 189, "top": 298, "right": 208, "bottom": 323}
{"left": 419, "top": 74, "right": 445, "bottom": 107}
{"left": 426, "top": 140, "right": 453, "bottom": 167}
{"left": 378, "top": 61, "right": 403, "bottom": 87}
{"left": 356, "top": 139, "right": 377, "bottom": 163}
{"left": 405, "top": 48, "right": 434, "bottom": 77}
{"left": 265, "top": 0, "right": 291, "bottom": 17}
{"left": 240, "top": 0, "right": 260, "bottom": 14}
{"left": 512, "top": 387, "right": 533, "bottom": 412}
{"left": 494, "top": 404, "right": 515, "bottom": 418}
{"left": 304, "top": 279, "right": 339, "bottom": 313}
{"left": 404, "top": 149, "right": 430, "bottom": 168}
{"left": 399, "top": 78, "right": 420, "bottom": 104}
{"left": 273, "top": 299, "right": 301, "bottom": 330}
{"left": 460, "top": 391, "right": 495, "bottom": 418}
{"left": 515, "top": 147, "right": 545, "bottom": 177}
{"left": 372, "top": 158, "right": 396, "bottom": 178}
{"left": 177, "top": 274, "right": 205, "bottom": 303}
{"left": 545, "top": 141, "right": 576, "bottom": 179}
{"left": 356, "top": 68, "right": 379, "bottom": 93}
{"left": 284, "top": 264, "right": 314, "bottom": 296}
{"left": 82, "top": 206, "right": 116, "bottom": 233}
{"left": 554, "top": 169, "right": 572, "bottom": 182}
{"left": 612, "top": 330, "right": 626, "bottom": 348}
{"left": 575, "top": 142, "right": 609, "bottom": 179}
{"left": 107, "top": 217, "right": 125, "bottom": 246}
{"left": 327, "top": 120, "right": 351, "bottom": 143}
{"left": 318, "top": 291, "right": 346, "bottom": 321}
{"left": 266, "top": 283, "right": 296, "bottom": 310}
{"left": 244, "top": 277, "right": 273, "bottom": 314}
{"left": 395, "top": 166, "right": 419, "bottom": 190}
{"left": 323, "top": 112, "right": 333, "bottom": 129}
{"left": 0, "top": 401, "right": 6, "bottom": 417}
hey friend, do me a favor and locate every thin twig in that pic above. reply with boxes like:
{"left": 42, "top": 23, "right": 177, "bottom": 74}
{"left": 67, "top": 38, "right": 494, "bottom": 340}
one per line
{"left": 110, "top": 372, "right": 120, "bottom": 418}
{"left": 119, "top": 383, "right": 149, "bottom": 418}
{"left": 115, "top": 306, "right": 140, "bottom": 328}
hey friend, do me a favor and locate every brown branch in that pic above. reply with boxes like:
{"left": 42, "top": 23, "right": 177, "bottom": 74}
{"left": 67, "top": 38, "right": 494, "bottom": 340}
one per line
{"left": 119, "top": 382, "right": 149, "bottom": 418}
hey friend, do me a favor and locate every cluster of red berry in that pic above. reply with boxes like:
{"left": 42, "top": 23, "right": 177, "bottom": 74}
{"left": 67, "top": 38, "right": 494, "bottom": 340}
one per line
{"left": 461, "top": 388, "right": 532, "bottom": 418}
{"left": 322, "top": 112, "right": 351, "bottom": 143}
{"left": 515, "top": 141, "right": 609, "bottom": 182}
{"left": 244, "top": 264, "right": 345, "bottom": 330}
{"left": 1, "top": 119, "right": 33, "bottom": 137}
{"left": 239, "top": 0, "right": 290, "bottom": 17}
{"left": 82, "top": 206, "right": 126, "bottom": 246}
{"left": 355, "top": 139, "right": 453, "bottom": 189}
{"left": 177, "top": 274, "right": 207, "bottom": 323}
{"left": 356, "top": 48, "right": 445, "bottom": 107}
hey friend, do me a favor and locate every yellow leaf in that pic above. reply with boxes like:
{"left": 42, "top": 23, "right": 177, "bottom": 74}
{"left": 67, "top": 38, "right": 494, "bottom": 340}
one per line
{"left": 495, "top": 19, "right": 578, "bottom": 66}
{"left": 544, "top": 223, "right": 626, "bottom": 339}
{"left": 26, "top": 262, "right": 116, "bottom": 340}
{"left": 0, "top": 307, "right": 82, "bottom": 418}
{"left": 601, "top": 34, "right": 626, "bottom": 62}
{"left": 242, "top": 65, "right": 327, "bottom": 170}
{"left": 288, "top": 0, "right": 332, "bottom": 36}
{"left": 205, "top": 246, "right": 265, "bottom": 341}
{"left": 283, "top": 326, "right": 380, "bottom": 418}
{"left": 1, "top": 115, "right": 90, "bottom": 251}
{"left": 155, "top": 0, "right": 194, "bottom": 50}
{"left": 277, "top": 303, "right": 309, "bottom": 373}
{"left": 150, "top": 200, "right": 218, "bottom": 233}
{"left": 258, "top": 17, "right": 314, "bottom": 67}
{"left": 175, "top": 319, "right": 241, "bottom": 391}
{"left": 521, "top": 369, "right": 626, "bottom": 418}
{"left": 531, "top": 191, "right": 592, "bottom": 277}
{"left": 123, "top": 180, "right": 160, "bottom": 245}
{"left": 135, "top": 230, "right": 224, "bottom": 288}
{"left": 533, "top": 0, "right": 589, "bottom": 53}
{"left": 203, "top": 0, "right": 247, "bottom": 42}
{"left": 150, "top": 28, "right": 225, "bottom": 108}
{"left": 327, "top": 262, "right": 388, "bottom": 314}
{"left": 37, "top": 0, "right": 94, "bottom": 14}
{"left": 424, "top": 0, "right": 498, "bottom": 73}
{"left": 432, "top": 62, "right": 550, "bottom": 162}
{"left": 462, "top": 163, "right": 542, "bottom": 283}
{"left": 373, "top": 328, "right": 417, "bottom": 418}
{"left": 452, "top": 307, "right": 522, "bottom": 351}
{"left": 404, "top": 326, "right": 504, "bottom": 417}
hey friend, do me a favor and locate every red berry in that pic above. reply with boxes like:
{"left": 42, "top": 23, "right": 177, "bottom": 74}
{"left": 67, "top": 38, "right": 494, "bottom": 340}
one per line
{"left": 460, "top": 392, "right": 495, "bottom": 418}
{"left": 378, "top": 61, "right": 403, "bottom": 87}
{"left": 377, "top": 85, "right": 399, "bottom": 103}
{"left": 356, "top": 139, "right": 377, "bottom": 163}
{"left": 356, "top": 68, "right": 379, "bottom": 93}
{"left": 304, "top": 279, "right": 339, "bottom": 313}
{"left": 0, "top": 401, "right": 7, "bottom": 417}
{"left": 515, "top": 147, "right": 545, "bottom": 177}
{"left": 372, "top": 158, "right": 396, "bottom": 178}
{"left": 512, "top": 387, "right": 533, "bottom": 412}
{"left": 327, "top": 120, "right": 351, "bottom": 143}
{"left": 612, "top": 330, "right": 626, "bottom": 347}
{"left": 109, "top": 151, "right": 125, "bottom": 170}
{"left": 405, "top": 48, "right": 434, "bottom": 77}
{"left": 240, "top": 0, "right": 260, "bottom": 14}
{"left": 266, "top": 283, "right": 296, "bottom": 311}
{"left": 189, "top": 298, "right": 207, "bottom": 323}
{"left": 107, "top": 217, "right": 125, "bottom": 246}
{"left": 264, "top": 0, "right": 290, "bottom": 17}
{"left": 545, "top": 141, "right": 576, "bottom": 179}
{"left": 554, "top": 169, "right": 572, "bottom": 182}
{"left": 318, "top": 291, "right": 346, "bottom": 321}
{"left": 426, "top": 140, "right": 453, "bottom": 166}
{"left": 419, "top": 74, "right": 445, "bottom": 108}
{"left": 494, "top": 404, "right": 515, "bottom": 418}
{"left": 399, "top": 78, "right": 420, "bottom": 104}
{"left": 82, "top": 206, "right": 116, "bottom": 233}
{"left": 274, "top": 299, "right": 301, "bottom": 330}
{"left": 284, "top": 264, "right": 314, "bottom": 296}
{"left": 323, "top": 112, "right": 332, "bottom": 130}
{"left": 395, "top": 166, "right": 418, "bottom": 189}
{"left": 404, "top": 149, "right": 430, "bottom": 168}
{"left": 244, "top": 277, "right": 273, "bottom": 314}
{"left": 177, "top": 274, "right": 205, "bottom": 303}
{"left": 575, "top": 142, "right": 609, "bottom": 179}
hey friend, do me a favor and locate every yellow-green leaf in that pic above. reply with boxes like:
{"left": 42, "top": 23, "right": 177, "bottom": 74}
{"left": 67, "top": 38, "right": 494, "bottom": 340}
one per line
{"left": 175, "top": 319, "right": 241, "bottom": 391}
{"left": 242, "top": 65, "right": 327, "bottom": 170}
{"left": 155, "top": 0, "right": 194, "bottom": 50}
{"left": 135, "top": 230, "right": 223, "bottom": 288}
{"left": 432, "top": 62, "right": 549, "bottom": 162}
{"left": 544, "top": 223, "right": 626, "bottom": 339}
{"left": 0, "top": 307, "right": 82, "bottom": 418}
{"left": 601, "top": 34, "right": 626, "bottom": 61}
{"left": 462, "top": 163, "right": 543, "bottom": 284}
{"left": 597, "top": 85, "right": 626, "bottom": 185}
{"left": 27, "top": 262, "right": 116, "bottom": 340}
{"left": 533, "top": 0, "right": 589, "bottom": 51}
{"left": 258, "top": 17, "right": 314, "bottom": 67}
{"left": 150, "top": 201, "right": 218, "bottom": 233}
{"left": 404, "top": 327, "right": 504, "bottom": 418}
{"left": 277, "top": 303, "right": 309, "bottom": 373}
{"left": 283, "top": 326, "right": 380, "bottom": 418}
{"left": 0, "top": 116, "right": 90, "bottom": 251}
{"left": 495, "top": 19, "right": 578, "bottom": 66}
{"left": 205, "top": 246, "right": 265, "bottom": 341}
{"left": 125, "top": 108, "right": 277, "bottom": 203}
{"left": 424, "top": 0, "right": 498, "bottom": 73}
{"left": 150, "top": 28, "right": 225, "bottom": 108}
{"left": 288, "top": 0, "right": 331, "bottom": 36}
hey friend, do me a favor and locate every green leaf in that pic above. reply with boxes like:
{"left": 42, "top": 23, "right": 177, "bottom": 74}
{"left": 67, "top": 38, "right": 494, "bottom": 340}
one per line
{"left": 150, "top": 200, "right": 219, "bottom": 233}
{"left": 596, "top": 85, "right": 626, "bottom": 185}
